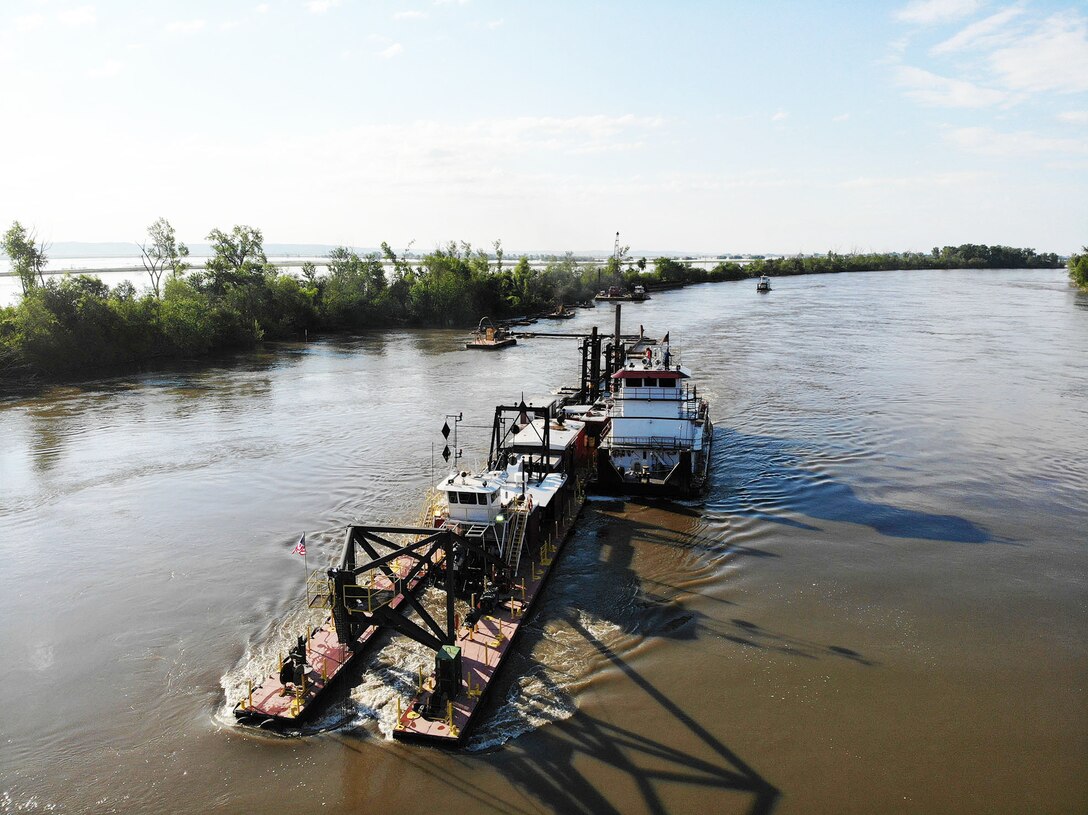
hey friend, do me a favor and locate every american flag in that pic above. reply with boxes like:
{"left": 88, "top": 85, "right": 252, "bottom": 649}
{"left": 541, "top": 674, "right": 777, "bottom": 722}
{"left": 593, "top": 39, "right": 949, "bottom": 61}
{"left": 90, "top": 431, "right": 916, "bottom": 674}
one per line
{"left": 292, "top": 534, "right": 306, "bottom": 556}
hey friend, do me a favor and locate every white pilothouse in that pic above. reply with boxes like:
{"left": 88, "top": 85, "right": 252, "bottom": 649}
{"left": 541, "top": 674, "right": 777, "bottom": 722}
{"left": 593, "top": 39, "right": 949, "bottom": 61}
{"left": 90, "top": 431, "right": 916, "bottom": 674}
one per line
{"left": 432, "top": 401, "right": 589, "bottom": 580}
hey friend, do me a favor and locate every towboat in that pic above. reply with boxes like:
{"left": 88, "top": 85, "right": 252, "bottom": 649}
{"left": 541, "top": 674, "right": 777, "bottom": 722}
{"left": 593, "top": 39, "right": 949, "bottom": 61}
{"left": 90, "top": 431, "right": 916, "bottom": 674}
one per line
{"left": 756, "top": 275, "right": 771, "bottom": 293}
{"left": 229, "top": 310, "right": 712, "bottom": 742}
{"left": 593, "top": 335, "right": 713, "bottom": 497}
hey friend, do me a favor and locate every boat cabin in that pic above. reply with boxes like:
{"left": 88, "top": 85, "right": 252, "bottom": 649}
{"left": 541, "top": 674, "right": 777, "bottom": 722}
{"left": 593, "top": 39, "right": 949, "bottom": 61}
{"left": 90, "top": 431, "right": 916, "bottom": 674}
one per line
{"left": 440, "top": 473, "right": 503, "bottom": 524}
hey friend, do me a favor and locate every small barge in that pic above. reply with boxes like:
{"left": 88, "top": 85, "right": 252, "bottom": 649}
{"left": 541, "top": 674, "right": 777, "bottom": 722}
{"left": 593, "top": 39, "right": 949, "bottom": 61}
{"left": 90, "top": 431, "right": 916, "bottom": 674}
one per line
{"left": 466, "top": 317, "right": 517, "bottom": 350}
{"left": 594, "top": 284, "right": 649, "bottom": 302}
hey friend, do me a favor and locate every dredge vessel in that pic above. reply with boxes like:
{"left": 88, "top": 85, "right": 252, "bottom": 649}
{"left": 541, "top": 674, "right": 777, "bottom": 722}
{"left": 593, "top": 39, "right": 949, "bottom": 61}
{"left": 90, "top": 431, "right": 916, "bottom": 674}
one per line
{"left": 232, "top": 307, "right": 712, "bottom": 744}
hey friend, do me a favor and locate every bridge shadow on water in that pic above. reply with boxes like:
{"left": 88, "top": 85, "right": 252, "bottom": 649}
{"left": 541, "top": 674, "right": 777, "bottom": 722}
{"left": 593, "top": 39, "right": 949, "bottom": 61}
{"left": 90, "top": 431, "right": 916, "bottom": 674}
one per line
{"left": 414, "top": 501, "right": 885, "bottom": 814}
{"left": 708, "top": 426, "right": 995, "bottom": 544}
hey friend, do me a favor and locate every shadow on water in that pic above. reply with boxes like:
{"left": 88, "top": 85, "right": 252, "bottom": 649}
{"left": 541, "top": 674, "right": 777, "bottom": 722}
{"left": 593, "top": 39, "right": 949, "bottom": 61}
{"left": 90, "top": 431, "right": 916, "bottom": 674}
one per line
{"left": 491, "top": 620, "right": 781, "bottom": 815}
{"left": 709, "top": 427, "right": 993, "bottom": 544}
{"left": 437, "top": 502, "right": 882, "bottom": 813}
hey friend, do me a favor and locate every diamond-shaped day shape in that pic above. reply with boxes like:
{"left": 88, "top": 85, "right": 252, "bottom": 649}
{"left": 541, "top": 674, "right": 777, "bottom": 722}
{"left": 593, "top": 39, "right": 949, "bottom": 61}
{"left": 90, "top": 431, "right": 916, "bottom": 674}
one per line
{"left": 442, "top": 445, "right": 451, "bottom": 462}
{"left": 441, "top": 421, "right": 451, "bottom": 439}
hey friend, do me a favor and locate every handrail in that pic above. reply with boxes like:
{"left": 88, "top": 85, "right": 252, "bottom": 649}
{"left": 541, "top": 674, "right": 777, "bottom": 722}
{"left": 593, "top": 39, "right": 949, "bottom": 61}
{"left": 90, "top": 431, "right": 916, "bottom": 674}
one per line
{"left": 608, "top": 435, "right": 695, "bottom": 450}
{"left": 505, "top": 505, "right": 530, "bottom": 574}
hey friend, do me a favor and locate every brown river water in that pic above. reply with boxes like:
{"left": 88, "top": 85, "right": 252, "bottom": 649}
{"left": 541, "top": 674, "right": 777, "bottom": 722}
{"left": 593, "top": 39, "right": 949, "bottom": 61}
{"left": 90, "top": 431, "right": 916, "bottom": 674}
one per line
{"left": 1, "top": 269, "right": 1085, "bottom": 814}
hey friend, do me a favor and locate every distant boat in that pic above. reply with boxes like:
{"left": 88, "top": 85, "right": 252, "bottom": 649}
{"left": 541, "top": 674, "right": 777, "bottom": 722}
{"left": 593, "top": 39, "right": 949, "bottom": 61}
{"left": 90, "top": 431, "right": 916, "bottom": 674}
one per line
{"left": 466, "top": 317, "right": 517, "bottom": 350}
{"left": 545, "top": 304, "right": 576, "bottom": 319}
{"left": 595, "top": 285, "right": 650, "bottom": 302}
{"left": 756, "top": 275, "right": 772, "bottom": 293}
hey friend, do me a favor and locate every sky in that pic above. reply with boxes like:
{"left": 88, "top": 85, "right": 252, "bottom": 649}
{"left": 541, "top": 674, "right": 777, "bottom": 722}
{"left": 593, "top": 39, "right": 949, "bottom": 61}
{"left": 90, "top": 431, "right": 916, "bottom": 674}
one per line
{"left": 0, "top": 0, "right": 1085, "bottom": 256}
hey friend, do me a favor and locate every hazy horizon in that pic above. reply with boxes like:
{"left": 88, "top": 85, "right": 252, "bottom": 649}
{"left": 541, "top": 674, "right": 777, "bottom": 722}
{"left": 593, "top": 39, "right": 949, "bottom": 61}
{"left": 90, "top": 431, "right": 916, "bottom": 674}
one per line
{"left": 1, "top": 1, "right": 1085, "bottom": 254}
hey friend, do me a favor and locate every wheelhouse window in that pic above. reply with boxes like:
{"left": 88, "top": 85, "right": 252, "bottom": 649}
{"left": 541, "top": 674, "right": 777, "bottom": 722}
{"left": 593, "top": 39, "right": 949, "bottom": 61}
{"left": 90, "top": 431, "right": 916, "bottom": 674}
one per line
{"left": 626, "top": 377, "right": 643, "bottom": 388}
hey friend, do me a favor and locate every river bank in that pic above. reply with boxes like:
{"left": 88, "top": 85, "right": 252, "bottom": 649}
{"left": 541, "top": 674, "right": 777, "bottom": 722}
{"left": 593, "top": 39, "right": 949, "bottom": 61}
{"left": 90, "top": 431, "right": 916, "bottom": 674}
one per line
{"left": 0, "top": 241, "right": 1067, "bottom": 390}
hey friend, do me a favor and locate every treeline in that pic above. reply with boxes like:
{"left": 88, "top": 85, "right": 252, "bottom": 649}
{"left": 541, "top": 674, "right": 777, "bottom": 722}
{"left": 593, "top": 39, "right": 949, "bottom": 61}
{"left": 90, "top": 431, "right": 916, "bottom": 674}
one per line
{"left": 0, "top": 219, "right": 1066, "bottom": 385}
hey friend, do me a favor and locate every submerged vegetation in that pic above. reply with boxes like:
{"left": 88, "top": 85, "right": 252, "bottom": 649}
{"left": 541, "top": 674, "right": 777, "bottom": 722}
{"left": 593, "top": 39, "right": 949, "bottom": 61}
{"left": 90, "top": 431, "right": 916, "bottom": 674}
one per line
{"left": 0, "top": 217, "right": 1066, "bottom": 384}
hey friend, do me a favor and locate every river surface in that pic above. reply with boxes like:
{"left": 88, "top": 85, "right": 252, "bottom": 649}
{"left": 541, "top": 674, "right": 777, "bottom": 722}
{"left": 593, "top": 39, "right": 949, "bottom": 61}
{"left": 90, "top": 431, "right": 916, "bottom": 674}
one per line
{"left": 1, "top": 269, "right": 1085, "bottom": 814}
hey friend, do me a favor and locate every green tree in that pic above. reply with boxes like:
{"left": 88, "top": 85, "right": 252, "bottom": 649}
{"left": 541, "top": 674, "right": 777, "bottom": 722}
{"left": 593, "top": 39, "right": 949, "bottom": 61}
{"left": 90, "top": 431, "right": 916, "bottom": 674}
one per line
{"left": 1069, "top": 247, "right": 1088, "bottom": 290}
{"left": 139, "top": 217, "right": 190, "bottom": 298}
{"left": 3, "top": 221, "right": 48, "bottom": 296}
{"left": 202, "top": 225, "right": 269, "bottom": 294}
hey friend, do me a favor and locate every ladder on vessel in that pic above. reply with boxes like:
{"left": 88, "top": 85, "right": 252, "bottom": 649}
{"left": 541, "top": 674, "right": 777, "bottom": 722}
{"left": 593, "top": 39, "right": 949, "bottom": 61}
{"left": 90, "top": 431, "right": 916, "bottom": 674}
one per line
{"left": 505, "top": 506, "right": 530, "bottom": 574}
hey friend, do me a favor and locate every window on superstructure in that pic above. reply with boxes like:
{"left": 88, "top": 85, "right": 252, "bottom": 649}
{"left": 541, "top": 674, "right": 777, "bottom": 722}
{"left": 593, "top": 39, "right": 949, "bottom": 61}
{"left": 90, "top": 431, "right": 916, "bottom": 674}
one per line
{"left": 627, "top": 377, "right": 642, "bottom": 388}
{"left": 448, "top": 491, "right": 459, "bottom": 504}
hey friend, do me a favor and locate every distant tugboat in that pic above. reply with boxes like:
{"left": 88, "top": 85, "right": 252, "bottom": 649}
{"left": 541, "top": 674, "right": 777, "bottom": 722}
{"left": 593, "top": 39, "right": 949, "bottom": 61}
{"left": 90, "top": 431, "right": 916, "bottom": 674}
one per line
{"left": 466, "top": 317, "right": 517, "bottom": 350}
{"left": 756, "top": 275, "right": 772, "bottom": 293}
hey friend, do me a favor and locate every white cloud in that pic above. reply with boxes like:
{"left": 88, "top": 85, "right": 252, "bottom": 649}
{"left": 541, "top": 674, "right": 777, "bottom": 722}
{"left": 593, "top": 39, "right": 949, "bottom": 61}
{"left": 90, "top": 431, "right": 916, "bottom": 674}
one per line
{"left": 86, "top": 58, "right": 122, "bottom": 79}
{"left": 931, "top": 5, "right": 1024, "bottom": 54}
{"left": 1057, "top": 110, "right": 1088, "bottom": 123}
{"left": 486, "top": 19, "right": 503, "bottom": 29}
{"left": 219, "top": 19, "right": 242, "bottom": 31}
{"left": 394, "top": 10, "right": 428, "bottom": 20}
{"left": 895, "top": 65, "right": 1010, "bottom": 107}
{"left": 306, "top": 0, "right": 341, "bottom": 13}
{"left": 988, "top": 11, "right": 1088, "bottom": 93}
{"left": 833, "top": 113, "right": 851, "bottom": 121}
{"left": 14, "top": 13, "right": 47, "bottom": 32}
{"left": 57, "top": 6, "right": 96, "bottom": 27}
{"left": 840, "top": 170, "right": 986, "bottom": 189}
{"left": 771, "top": 109, "right": 789, "bottom": 122}
{"left": 167, "top": 19, "right": 207, "bottom": 34}
{"left": 256, "top": 3, "right": 270, "bottom": 12}
{"left": 434, "top": 0, "right": 470, "bottom": 5}
{"left": 946, "top": 126, "right": 1088, "bottom": 156}
{"left": 379, "top": 43, "right": 404, "bottom": 59}
{"left": 895, "top": 0, "right": 982, "bottom": 25}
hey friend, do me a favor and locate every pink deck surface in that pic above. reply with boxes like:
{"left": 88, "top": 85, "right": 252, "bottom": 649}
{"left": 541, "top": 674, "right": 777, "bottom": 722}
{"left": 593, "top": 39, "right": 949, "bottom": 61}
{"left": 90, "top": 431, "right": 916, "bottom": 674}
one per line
{"left": 393, "top": 496, "right": 584, "bottom": 745}
{"left": 236, "top": 556, "right": 428, "bottom": 722}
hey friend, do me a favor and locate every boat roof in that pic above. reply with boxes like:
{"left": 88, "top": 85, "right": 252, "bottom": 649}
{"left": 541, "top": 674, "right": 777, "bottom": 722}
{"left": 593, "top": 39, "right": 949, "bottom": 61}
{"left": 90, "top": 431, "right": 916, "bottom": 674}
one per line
{"left": 437, "top": 455, "right": 570, "bottom": 508}
{"left": 612, "top": 363, "right": 690, "bottom": 380}
{"left": 508, "top": 417, "right": 585, "bottom": 451}
{"left": 439, "top": 472, "right": 503, "bottom": 493}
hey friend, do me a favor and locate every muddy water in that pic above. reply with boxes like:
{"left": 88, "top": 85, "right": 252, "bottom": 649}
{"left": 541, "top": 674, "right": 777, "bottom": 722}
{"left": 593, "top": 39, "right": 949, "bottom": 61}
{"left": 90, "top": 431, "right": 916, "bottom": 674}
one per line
{"left": 1, "top": 269, "right": 1085, "bottom": 814}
